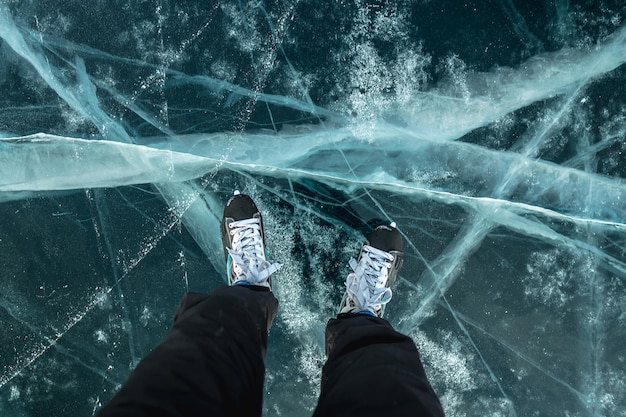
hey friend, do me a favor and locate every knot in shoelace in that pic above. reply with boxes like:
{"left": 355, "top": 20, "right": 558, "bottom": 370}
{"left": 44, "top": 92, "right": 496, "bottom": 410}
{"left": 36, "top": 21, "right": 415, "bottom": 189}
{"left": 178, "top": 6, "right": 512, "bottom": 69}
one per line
{"left": 345, "top": 244, "right": 394, "bottom": 314}
{"left": 227, "top": 218, "right": 281, "bottom": 284}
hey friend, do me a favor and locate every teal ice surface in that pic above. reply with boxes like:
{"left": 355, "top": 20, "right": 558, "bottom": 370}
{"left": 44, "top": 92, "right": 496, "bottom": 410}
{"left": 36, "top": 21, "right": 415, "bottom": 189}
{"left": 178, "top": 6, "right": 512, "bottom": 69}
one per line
{"left": 1, "top": 1, "right": 626, "bottom": 417}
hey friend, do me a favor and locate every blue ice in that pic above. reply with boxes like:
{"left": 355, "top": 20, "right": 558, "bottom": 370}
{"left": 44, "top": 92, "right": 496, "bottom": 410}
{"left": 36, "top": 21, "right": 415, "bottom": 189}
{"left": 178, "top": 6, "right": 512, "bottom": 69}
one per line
{"left": 1, "top": 2, "right": 625, "bottom": 417}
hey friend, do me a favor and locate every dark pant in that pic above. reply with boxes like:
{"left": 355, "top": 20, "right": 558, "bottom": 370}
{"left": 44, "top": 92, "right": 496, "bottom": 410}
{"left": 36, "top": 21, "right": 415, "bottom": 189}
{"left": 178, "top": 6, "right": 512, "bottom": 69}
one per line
{"left": 96, "top": 286, "right": 444, "bottom": 417}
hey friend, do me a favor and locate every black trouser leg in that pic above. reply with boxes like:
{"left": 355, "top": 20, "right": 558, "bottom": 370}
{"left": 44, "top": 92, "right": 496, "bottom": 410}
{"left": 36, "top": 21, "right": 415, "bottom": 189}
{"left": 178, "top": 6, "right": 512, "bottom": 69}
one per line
{"left": 96, "top": 286, "right": 278, "bottom": 417}
{"left": 312, "top": 314, "right": 445, "bottom": 417}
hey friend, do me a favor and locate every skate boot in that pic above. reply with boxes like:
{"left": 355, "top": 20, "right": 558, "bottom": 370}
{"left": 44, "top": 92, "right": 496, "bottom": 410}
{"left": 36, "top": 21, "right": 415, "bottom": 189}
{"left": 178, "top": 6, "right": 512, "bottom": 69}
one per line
{"left": 221, "top": 190, "right": 281, "bottom": 289}
{"left": 339, "top": 222, "right": 404, "bottom": 317}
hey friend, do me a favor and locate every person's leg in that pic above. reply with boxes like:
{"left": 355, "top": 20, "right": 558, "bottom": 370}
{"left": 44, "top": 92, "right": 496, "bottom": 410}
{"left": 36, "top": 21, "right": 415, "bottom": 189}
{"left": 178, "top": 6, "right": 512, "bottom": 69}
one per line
{"left": 97, "top": 286, "right": 277, "bottom": 417}
{"left": 97, "top": 191, "right": 282, "bottom": 417}
{"left": 312, "top": 224, "right": 445, "bottom": 417}
{"left": 313, "top": 313, "right": 444, "bottom": 417}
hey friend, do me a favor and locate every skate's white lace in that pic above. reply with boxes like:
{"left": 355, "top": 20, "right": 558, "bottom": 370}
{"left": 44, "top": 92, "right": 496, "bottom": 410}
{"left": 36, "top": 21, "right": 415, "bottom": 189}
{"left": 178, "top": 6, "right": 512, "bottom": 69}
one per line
{"left": 227, "top": 218, "right": 281, "bottom": 286}
{"left": 344, "top": 244, "right": 394, "bottom": 315}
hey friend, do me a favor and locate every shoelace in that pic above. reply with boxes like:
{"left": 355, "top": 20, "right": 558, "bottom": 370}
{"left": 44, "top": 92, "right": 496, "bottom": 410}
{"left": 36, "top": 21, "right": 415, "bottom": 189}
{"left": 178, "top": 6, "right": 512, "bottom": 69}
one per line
{"left": 227, "top": 218, "right": 281, "bottom": 285}
{"left": 345, "top": 244, "right": 394, "bottom": 314}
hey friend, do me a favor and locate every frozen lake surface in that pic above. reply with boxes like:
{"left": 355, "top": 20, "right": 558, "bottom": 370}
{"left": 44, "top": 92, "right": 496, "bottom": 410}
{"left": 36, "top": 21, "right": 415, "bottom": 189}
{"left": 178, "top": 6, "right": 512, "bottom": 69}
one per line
{"left": 1, "top": 1, "right": 625, "bottom": 416}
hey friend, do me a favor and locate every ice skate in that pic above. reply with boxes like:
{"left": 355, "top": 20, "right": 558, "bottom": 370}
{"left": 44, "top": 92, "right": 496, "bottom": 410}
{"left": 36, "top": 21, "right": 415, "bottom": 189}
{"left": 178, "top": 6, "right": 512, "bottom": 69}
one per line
{"left": 339, "top": 223, "right": 404, "bottom": 317}
{"left": 221, "top": 190, "right": 281, "bottom": 289}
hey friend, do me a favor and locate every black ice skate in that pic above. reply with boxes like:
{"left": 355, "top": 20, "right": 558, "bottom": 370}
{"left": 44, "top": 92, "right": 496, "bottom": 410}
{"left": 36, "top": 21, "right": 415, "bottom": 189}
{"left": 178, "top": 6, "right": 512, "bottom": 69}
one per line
{"left": 339, "top": 223, "right": 404, "bottom": 317}
{"left": 221, "top": 190, "right": 281, "bottom": 289}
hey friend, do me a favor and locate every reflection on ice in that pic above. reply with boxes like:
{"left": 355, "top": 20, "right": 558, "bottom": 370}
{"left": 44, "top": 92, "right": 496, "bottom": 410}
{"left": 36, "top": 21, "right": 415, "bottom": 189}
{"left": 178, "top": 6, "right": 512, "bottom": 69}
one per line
{"left": 1, "top": 1, "right": 625, "bottom": 416}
